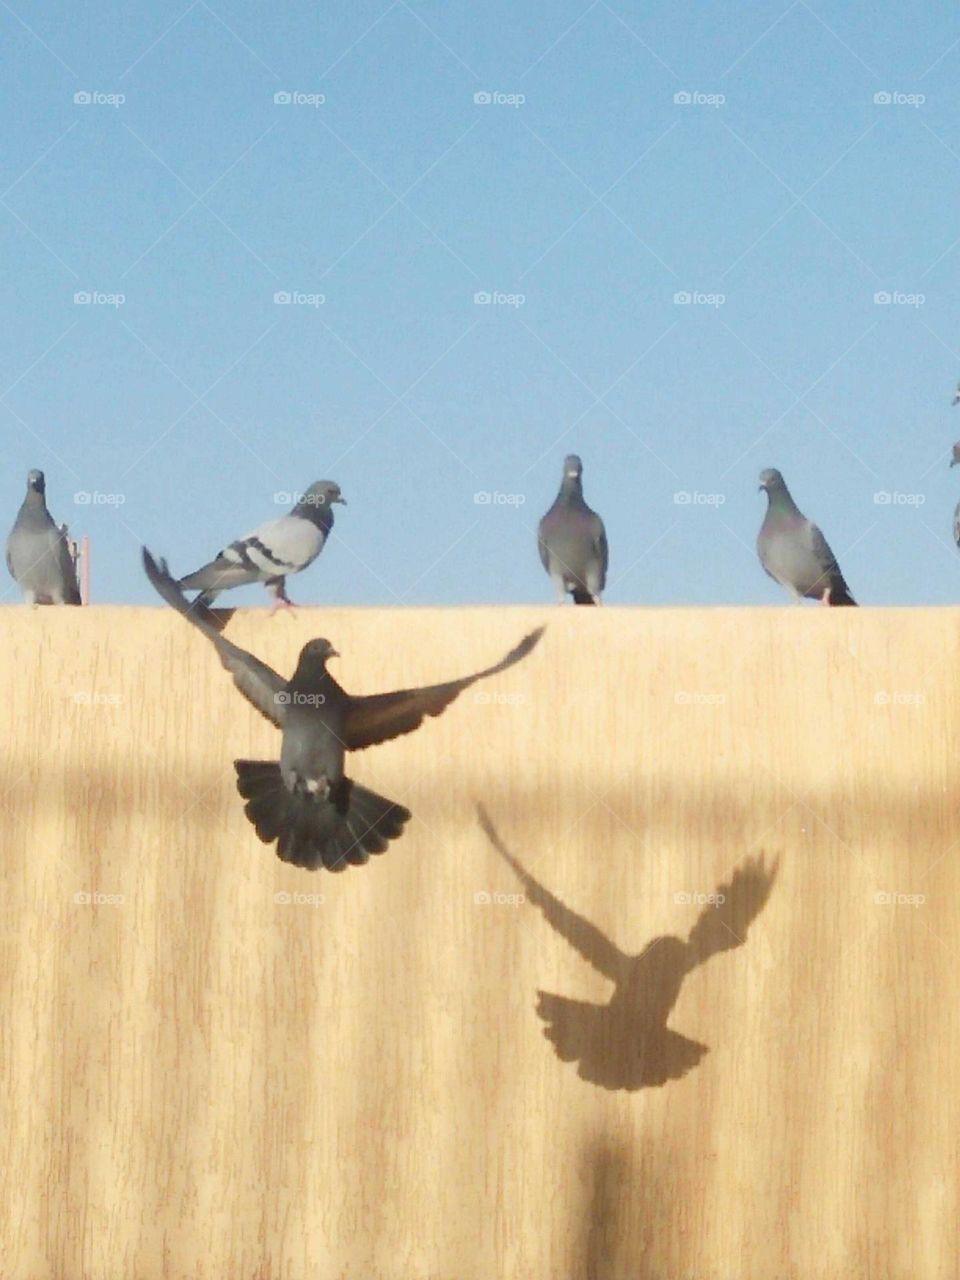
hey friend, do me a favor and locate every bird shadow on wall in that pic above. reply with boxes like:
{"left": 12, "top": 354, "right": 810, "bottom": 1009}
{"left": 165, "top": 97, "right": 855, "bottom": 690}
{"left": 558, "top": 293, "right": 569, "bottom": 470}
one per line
{"left": 477, "top": 806, "right": 778, "bottom": 1091}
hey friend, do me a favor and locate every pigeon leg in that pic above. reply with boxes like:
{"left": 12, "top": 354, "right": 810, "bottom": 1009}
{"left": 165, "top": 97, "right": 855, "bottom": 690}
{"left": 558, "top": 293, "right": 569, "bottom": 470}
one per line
{"left": 591, "top": 593, "right": 602, "bottom": 606}
{"left": 821, "top": 587, "right": 832, "bottom": 606}
{"left": 269, "top": 593, "right": 297, "bottom": 617}
{"left": 267, "top": 578, "right": 297, "bottom": 616}
{"left": 551, "top": 575, "right": 566, "bottom": 605}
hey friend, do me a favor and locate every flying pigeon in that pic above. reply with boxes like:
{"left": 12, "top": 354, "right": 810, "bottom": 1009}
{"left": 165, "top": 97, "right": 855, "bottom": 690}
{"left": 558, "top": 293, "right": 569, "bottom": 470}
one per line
{"left": 756, "top": 468, "right": 857, "bottom": 606}
{"left": 6, "top": 470, "right": 81, "bottom": 605}
{"left": 538, "top": 455, "right": 608, "bottom": 605}
{"left": 143, "top": 548, "right": 544, "bottom": 871}
{"left": 952, "top": 383, "right": 960, "bottom": 407}
{"left": 178, "top": 481, "right": 345, "bottom": 612}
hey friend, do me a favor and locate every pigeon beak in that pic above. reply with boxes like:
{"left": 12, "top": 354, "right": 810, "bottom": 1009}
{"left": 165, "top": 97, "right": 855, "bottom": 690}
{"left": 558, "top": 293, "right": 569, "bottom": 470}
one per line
{"left": 337, "top": 496, "right": 347, "bottom": 505}
{"left": 951, "top": 459, "right": 958, "bottom": 469}
{"left": 329, "top": 647, "right": 340, "bottom": 659}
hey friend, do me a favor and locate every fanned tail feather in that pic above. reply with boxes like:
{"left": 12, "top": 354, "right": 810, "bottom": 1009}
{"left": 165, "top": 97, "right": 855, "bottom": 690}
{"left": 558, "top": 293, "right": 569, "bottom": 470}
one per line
{"left": 234, "top": 761, "right": 410, "bottom": 871}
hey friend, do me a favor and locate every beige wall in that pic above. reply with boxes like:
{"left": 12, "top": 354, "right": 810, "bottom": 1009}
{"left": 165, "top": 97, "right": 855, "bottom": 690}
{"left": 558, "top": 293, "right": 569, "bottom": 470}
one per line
{"left": 1, "top": 605, "right": 958, "bottom": 1278}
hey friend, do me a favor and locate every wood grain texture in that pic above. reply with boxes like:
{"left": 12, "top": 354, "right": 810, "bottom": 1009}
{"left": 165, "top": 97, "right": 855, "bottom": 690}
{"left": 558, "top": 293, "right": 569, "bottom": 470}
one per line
{"left": 1, "top": 605, "right": 958, "bottom": 1279}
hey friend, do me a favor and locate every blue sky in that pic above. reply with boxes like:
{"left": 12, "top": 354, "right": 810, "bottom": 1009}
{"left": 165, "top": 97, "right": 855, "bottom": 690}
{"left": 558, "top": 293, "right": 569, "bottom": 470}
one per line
{"left": 2, "top": 0, "right": 960, "bottom": 606}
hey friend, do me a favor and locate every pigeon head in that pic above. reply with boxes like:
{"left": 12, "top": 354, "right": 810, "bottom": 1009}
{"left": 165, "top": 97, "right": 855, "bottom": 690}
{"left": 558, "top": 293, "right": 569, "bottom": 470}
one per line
{"left": 951, "top": 442, "right": 960, "bottom": 469}
{"left": 299, "top": 638, "right": 339, "bottom": 664}
{"left": 26, "top": 469, "right": 45, "bottom": 495}
{"left": 563, "top": 455, "right": 583, "bottom": 480}
{"left": 758, "top": 467, "right": 785, "bottom": 494}
{"left": 292, "top": 481, "right": 345, "bottom": 525}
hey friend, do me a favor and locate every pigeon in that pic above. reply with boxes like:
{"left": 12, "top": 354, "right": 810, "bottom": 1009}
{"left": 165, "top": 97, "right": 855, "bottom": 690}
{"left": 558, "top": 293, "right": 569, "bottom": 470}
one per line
{"left": 143, "top": 548, "right": 544, "bottom": 871}
{"left": 756, "top": 468, "right": 857, "bottom": 606}
{"left": 178, "top": 481, "right": 345, "bottom": 612}
{"left": 952, "top": 382, "right": 960, "bottom": 407}
{"left": 6, "top": 470, "right": 81, "bottom": 605}
{"left": 951, "top": 445, "right": 960, "bottom": 548}
{"left": 538, "top": 455, "right": 608, "bottom": 605}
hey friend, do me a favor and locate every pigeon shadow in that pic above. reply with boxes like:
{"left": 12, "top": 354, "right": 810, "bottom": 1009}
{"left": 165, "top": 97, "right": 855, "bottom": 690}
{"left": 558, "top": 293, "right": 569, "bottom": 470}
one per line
{"left": 478, "top": 806, "right": 778, "bottom": 1091}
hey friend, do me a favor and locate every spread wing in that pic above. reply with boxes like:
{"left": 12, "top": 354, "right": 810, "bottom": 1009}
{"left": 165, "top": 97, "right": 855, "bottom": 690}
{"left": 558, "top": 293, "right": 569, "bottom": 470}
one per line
{"left": 685, "top": 853, "right": 779, "bottom": 967}
{"left": 478, "top": 806, "right": 626, "bottom": 983}
{"left": 142, "top": 547, "right": 287, "bottom": 727}
{"left": 341, "top": 627, "right": 544, "bottom": 751}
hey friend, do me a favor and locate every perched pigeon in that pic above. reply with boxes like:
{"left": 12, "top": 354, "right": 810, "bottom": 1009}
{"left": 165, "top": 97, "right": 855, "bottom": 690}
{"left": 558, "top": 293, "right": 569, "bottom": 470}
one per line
{"left": 6, "top": 470, "right": 81, "bottom": 605}
{"left": 952, "top": 383, "right": 960, "bottom": 407}
{"left": 179, "top": 481, "right": 345, "bottom": 612}
{"left": 757, "top": 468, "right": 857, "bottom": 606}
{"left": 951, "top": 445, "right": 960, "bottom": 548}
{"left": 538, "top": 455, "right": 608, "bottom": 605}
{"left": 143, "top": 548, "right": 544, "bottom": 871}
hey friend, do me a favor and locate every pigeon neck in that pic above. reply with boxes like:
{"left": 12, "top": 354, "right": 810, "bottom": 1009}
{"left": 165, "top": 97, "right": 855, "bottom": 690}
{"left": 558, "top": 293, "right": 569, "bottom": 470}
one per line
{"left": 559, "top": 475, "right": 584, "bottom": 504}
{"left": 290, "top": 654, "right": 330, "bottom": 688}
{"left": 22, "top": 489, "right": 47, "bottom": 514}
{"left": 766, "top": 484, "right": 799, "bottom": 515}
{"left": 292, "top": 499, "right": 334, "bottom": 531}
